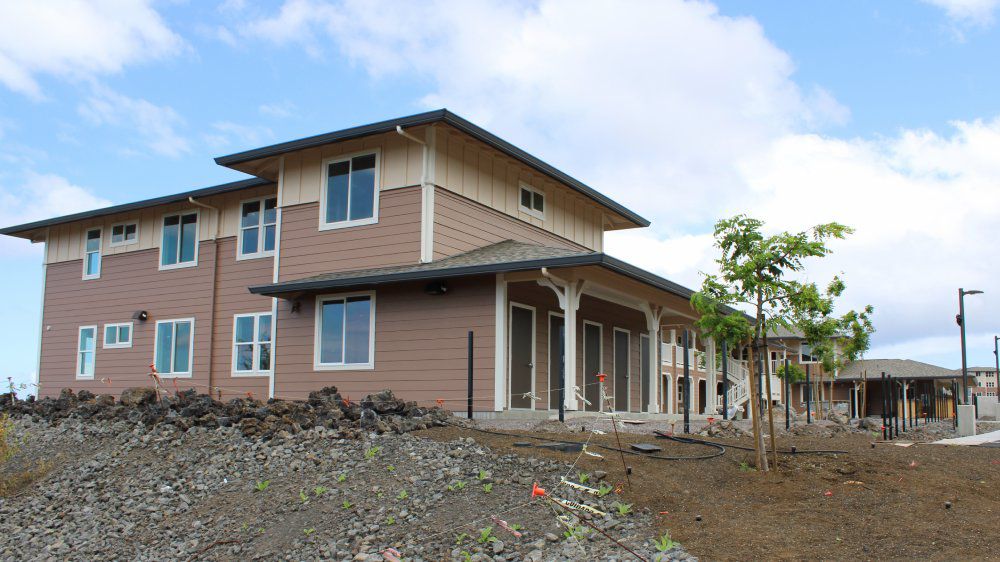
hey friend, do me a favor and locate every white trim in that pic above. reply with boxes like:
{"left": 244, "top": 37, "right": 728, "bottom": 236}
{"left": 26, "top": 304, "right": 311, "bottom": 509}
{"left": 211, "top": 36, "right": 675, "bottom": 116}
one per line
{"left": 547, "top": 310, "right": 565, "bottom": 411}
{"left": 236, "top": 195, "right": 278, "bottom": 261}
{"left": 419, "top": 127, "right": 436, "bottom": 263}
{"left": 75, "top": 325, "right": 97, "bottom": 380}
{"left": 153, "top": 318, "right": 195, "bottom": 378}
{"left": 799, "top": 342, "right": 818, "bottom": 364}
{"left": 639, "top": 333, "right": 651, "bottom": 413}
{"left": 318, "top": 148, "right": 382, "bottom": 231}
{"left": 82, "top": 227, "right": 102, "bottom": 280}
{"left": 582, "top": 319, "right": 603, "bottom": 410}
{"left": 518, "top": 182, "right": 545, "bottom": 220}
{"left": 109, "top": 221, "right": 139, "bottom": 248}
{"left": 231, "top": 311, "right": 273, "bottom": 377}
{"left": 494, "top": 275, "right": 507, "bottom": 411}
{"left": 508, "top": 301, "right": 536, "bottom": 410}
{"left": 102, "top": 322, "right": 134, "bottom": 349}
{"left": 158, "top": 210, "right": 201, "bottom": 271}
{"left": 313, "top": 291, "right": 376, "bottom": 371}
{"left": 613, "top": 327, "right": 631, "bottom": 412}
{"left": 35, "top": 237, "right": 48, "bottom": 393}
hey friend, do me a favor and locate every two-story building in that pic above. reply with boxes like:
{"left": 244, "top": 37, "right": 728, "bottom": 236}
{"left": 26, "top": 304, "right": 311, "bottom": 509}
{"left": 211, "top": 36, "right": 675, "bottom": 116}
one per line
{"left": 2, "top": 110, "right": 736, "bottom": 418}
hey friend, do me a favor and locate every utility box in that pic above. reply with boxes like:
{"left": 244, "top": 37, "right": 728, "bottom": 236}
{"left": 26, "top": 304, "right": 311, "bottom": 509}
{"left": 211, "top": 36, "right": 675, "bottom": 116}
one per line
{"left": 957, "top": 405, "right": 977, "bottom": 437}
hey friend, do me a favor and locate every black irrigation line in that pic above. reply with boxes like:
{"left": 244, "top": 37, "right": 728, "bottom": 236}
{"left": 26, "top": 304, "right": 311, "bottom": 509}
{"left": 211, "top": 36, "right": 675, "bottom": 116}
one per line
{"left": 653, "top": 431, "right": 849, "bottom": 456}
{"left": 443, "top": 420, "right": 726, "bottom": 461}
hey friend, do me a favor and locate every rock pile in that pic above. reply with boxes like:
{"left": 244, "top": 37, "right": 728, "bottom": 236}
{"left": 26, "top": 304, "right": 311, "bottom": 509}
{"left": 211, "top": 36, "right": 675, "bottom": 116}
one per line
{"left": 698, "top": 420, "right": 748, "bottom": 439}
{"left": 0, "top": 386, "right": 450, "bottom": 440}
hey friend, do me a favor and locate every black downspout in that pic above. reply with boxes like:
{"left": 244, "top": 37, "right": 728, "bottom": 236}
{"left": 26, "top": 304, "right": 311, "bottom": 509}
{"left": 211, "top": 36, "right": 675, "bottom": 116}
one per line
{"left": 784, "top": 356, "right": 790, "bottom": 430}
{"left": 722, "top": 341, "right": 729, "bottom": 421}
{"left": 558, "top": 326, "right": 565, "bottom": 423}
{"left": 683, "top": 329, "right": 690, "bottom": 434}
{"left": 881, "top": 372, "right": 887, "bottom": 440}
{"left": 467, "top": 331, "right": 474, "bottom": 420}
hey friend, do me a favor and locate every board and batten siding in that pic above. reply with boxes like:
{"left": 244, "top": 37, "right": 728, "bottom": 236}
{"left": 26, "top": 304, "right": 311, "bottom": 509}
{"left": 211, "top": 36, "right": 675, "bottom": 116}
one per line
{"left": 432, "top": 187, "right": 587, "bottom": 259}
{"left": 272, "top": 277, "right": 496, "bottom": 409}
{"left": 44, "top": 183, "right": 277, "bottom": 264}
{"left": 433, "top": 125, "right": 605, "bottom": 251}
{"left": 37, "top": 236, "right": 274, "bottom": 399}
{"left": 277, "top": 185, "right": 423, "bottom": 281}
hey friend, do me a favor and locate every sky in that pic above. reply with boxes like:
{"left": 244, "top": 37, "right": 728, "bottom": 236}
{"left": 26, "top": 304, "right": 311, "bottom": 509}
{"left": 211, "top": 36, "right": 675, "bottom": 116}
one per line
{"left": 2, "top": 0, "right": 1000, "bottom": 394}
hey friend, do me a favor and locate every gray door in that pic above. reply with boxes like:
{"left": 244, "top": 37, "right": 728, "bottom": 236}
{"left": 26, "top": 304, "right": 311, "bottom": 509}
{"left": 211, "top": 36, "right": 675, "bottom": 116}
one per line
{"left": 509, "top": 305, "right": 534, "bottom": 409}
{"left": 549, "top": 315, "right": 564, "bottom": 410}
{"left": 640, "top": 335, "right": 651, "bottom": 412}
{"left": 614, "top": 330, "right": 630, "bottom": 411}
{"left": 584, "top": 323, "right": 601, "bottom": 412}
{"left": 698, "top": 379, "right": 707, "bottom": 414}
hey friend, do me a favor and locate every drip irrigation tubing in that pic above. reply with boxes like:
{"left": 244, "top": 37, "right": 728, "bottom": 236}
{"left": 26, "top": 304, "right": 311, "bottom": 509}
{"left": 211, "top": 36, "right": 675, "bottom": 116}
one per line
{"left": 653, "top": 431, "right": 849, "bottom": 455}
{"left": 443, "top": 420, "right": 726, "bottom": 461}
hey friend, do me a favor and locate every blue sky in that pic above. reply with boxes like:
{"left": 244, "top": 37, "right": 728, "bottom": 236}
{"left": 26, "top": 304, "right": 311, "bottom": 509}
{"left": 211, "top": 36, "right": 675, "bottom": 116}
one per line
{"left": 2, "top": 0, "right": 1000, "bottom": 394}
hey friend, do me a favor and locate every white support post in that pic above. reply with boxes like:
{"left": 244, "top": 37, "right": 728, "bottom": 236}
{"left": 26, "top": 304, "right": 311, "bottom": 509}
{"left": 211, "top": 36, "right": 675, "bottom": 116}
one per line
{"left": 494, "top": 274, "right": 507, "bottom": 412}
{"left": 564, "top": 281, "right": 581, "bottom": 411}
{"left": 667, "top": 329, "right": 677, "bottom": 415}
{"left": 902, "top": 381, "right": 909, "bottom": 424}
{"left": 641, "top": 304, "right": 664, "bottom": 414}
{"left": 705, "top": 337, "right": 717, "bottom": 414}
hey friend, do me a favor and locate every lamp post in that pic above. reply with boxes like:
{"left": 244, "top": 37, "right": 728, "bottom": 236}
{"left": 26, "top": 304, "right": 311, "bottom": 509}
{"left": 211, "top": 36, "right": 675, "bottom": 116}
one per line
{"left": 994, "top": 336, "right": 999, "bottom": 398}
{"left": 957, "top": 288, "right": 983, "bottom": 405}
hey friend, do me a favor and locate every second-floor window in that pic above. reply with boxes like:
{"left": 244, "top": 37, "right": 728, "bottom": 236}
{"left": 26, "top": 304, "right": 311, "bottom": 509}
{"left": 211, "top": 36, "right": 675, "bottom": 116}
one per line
{"left": 800, "top": 343, "right": 817, "bottom": 363}
{"left": 519, "top": 183, "right": 545, "bottom": 219}
{"left": 160, "top": 212, "right": 198, "bottom": 269}
{"left": 83, "top": 228, "right": 101, "bottom": 279}
{"left": 239, "top": 197, "right": 277, "bottom": 258}
{"left": 110, "top": 222, "right": 138, "bottom": 247}
{"left": 322, "top": 152, "right": 379, "bottom": 229}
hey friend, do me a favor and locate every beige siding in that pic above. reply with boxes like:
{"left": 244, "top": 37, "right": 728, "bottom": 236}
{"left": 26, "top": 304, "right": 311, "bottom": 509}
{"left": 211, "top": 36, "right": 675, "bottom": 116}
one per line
{"left": 279, "top": 130, "right": 425, "bottom": 207}
{"left": 434, "top": 125, "right": 604, "bottom": 251}
{"left": 44, "top": 183, "right": 277, "bottom": 264}
{"left": 278, "top": 185, "right": 422, "bottom": 281}
{"left": 272, "top": 278, "right": 496, "bottom": 410}
{"left": 433, "top": 188, "right": 587, "bottom": 258}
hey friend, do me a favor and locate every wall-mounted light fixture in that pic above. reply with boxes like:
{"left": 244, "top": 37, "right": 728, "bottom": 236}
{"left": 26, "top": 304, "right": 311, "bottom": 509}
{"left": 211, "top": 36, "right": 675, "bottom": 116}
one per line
{"left": 132, "top": 310, "right": 148, "bottom": 322}
{"left": 424, "top": 281, "right": 449, "bottom": 296}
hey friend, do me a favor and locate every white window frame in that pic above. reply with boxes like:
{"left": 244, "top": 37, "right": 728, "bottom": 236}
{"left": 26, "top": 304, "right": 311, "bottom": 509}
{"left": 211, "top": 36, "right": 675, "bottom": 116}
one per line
{"left": 313, "top": 291, "right": 376, "bottom": 371}
{"left": 76, "top": 325, "right": 97, "bottom": 380}
{"left": 158, "top": 210, "right": 200, "bottom": 271}
{"left": 518, "top": 182, "right": 545, "bottom": 220}
{"left": 237, "top": 196, "right": 278, "bottom": 260}
{"left": 318, "top": 149, "right": 381, "bottom": 231}
{"left": 82, "top": 227, "right": 102, "bottom": 280}
{"left": 232, "top": 312, "right": 273, "bottom": 376}
{"left": 153, "top": 318, "right": 195, "bottom": 378}
{"left": 799, "top": 342, "right": 818, "bottom": 364}
{"left": 103, "top": 322, "right": 134, "bottom": 349}
{"left": 109, "top": 221, "right": 139, "bottom": 248}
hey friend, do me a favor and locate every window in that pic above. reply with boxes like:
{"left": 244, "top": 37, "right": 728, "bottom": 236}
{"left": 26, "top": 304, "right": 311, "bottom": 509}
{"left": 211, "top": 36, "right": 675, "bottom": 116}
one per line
{"left": 103, "top": 322, "right": 133, "bottom": 349}
{"left": 76, "top": 326, "right": 97, "bottom": 379}
{"left": 160, "top": 212, "right": 199, "bottom": 269}
{"left": 154, "top": 319, "right": 194, "bottom": 376}
{"left": 518, "top": 183, "right": 545, "bottom": 219}
{"left": 110, "top": 222, "right": 138, "bottom": 247}
{"left": 321, "top": 151, "right": 379, "bottom": 229}
{"left": 239, "top": 197, "right": 277, "bottom": 258}
{"left": 233, "top": 312, "right": 273, "bottom": 374}
{"left": 800, "top": 343, "right": 817, "bottom": 363}
{"left": 315, "top": 292, "right": 375, "bottom": 369}
{"left": 83, "top": 228, "right": 101, "bottom": 279}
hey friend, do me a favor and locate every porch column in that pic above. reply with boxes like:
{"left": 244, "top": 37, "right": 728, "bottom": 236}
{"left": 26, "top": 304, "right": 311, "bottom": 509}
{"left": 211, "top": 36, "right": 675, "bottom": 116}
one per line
{"left": 641, "top": 303, "right": 664, "bottom": 413}
{"left": 538, "top": 274, "right": 584, "bottom": 412}
{"left": 705, "top": 337, "right": 717, "bottom": 414}
{"left": 494, "top": 274, "right": 507, "bottom": 412}
{"left": 852, "top": 382, "right": 859, "bottom": 419}
{"left": 902, "top": 381, "right": 909, "bottom": 425}
{"left": 667, "top": 329, "right": 677, "bottom": 414}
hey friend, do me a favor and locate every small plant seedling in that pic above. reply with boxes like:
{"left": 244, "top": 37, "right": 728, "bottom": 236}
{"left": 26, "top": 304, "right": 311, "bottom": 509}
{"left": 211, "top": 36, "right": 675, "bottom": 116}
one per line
{"left": 563, "top": 524, "right": 588, "bottom": 541}
{"left": 447, "top": 480, "right": 467, "bottom": 492}
{"left": 482, "top": 483, "right": 493, "bottom": 494}
{"left": 253, "top": 480, "right": 270, "bottom": 492}
{"left": 342, "top": 500, "right": 352, "bottom": 509}
{"left": 299, "top": 489, "right": 308, "bottom": 503}
{"left": 397, "top": 489, "right": 409, "bottom": 500}
{"left": 386, "top": 464, "right": 395, "bottom": 472}
{"left": 597, "top": 482, "right": 613, "bottom": 497}
{"left": 336, "top": 473, "right": 347, "bottom": 483}
{"left": 477, "top": 469, "right": 488, "bottom": 481}
{"left": 738, "top": 461, "right": 757, "bottom": 473}
{"left": 510, "top": 523, "right": 524, "bottom": 532}
{"left": 460, "top": 551, "right": 472, "bottom": 562}
{"left": 477, "top": 527, "right": 498, "bottom": 544}
{"left": 577, "top": 471, "right": 590, "bottom": 484}
{"left": 313, "top": 486, "right": 328, "bottom": 496}
{"left": 365, "top": 446, "right": 380, "bottom": 459}
{"left": 653, "top": 531, "right": 678, "bottom": 552}
{"left": 377, "top": 491, "right": 385, "bottom": 499}
{"left": 386, "top": 515, "right": 396, "bottom": 525}
{"left": 303, "top": 528, "right": 315, "bottom": 536}
{"left": 454, "top": 532, "right": 469, "bottom": 545}
{"left": 612, "top": 501, "right": 632, "bottom": 516}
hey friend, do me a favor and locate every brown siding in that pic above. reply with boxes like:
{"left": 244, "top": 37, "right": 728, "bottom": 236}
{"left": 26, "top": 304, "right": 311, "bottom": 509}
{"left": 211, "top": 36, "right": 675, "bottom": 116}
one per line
{"left": 278, "top": 186, "right": 422, "bottom": 281}
{"left": 433, "top": 188, "right": 587, "bottom": 259}
{"left": 273, "top": 277, "right": 496, "bottom": 410}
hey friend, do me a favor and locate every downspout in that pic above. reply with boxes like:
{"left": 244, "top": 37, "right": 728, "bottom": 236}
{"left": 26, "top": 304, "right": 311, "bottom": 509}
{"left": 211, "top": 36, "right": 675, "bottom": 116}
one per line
{"left": 396, "top": 125, "right": 435, "bottom": 263}
{"left": 35, "top": 228, "right": 49, "bottom": 397}
{"left": 188, "top": 196, "right": 221, "bottom": 394}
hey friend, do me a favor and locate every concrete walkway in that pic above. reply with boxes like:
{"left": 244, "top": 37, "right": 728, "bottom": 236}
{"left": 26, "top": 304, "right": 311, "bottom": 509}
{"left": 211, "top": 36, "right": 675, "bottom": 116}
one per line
{"left": 933, "top": 428, "right": 1000, "bottom": 446}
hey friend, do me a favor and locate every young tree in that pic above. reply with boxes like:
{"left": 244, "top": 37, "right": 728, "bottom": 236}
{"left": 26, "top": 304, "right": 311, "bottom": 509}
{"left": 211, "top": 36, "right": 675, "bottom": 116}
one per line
{"left": 692, "top": 215, "right": 853, "bottom": 472}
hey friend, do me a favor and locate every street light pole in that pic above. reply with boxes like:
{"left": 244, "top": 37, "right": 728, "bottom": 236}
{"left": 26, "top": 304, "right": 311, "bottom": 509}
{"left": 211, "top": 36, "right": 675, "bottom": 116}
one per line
{"left": 957, "top": 288, "right": 983, "bottom": 405}
{"left": 994, "top": 336, "right": 999, "bottom": 398}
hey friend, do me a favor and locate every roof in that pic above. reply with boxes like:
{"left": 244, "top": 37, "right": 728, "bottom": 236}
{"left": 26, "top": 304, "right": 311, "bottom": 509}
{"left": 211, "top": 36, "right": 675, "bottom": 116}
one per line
{"left": 965, "top": 366, "right": 998, "bottom": 372}
{"left": 0, "top": 177, "right": 272, "bottom": 238}
{"left": 248, "top": 240, "right": 707, "bottom": 309}
{"left": 767, "top": 326, "right": 804, "bottom": 340}
{"left": 837, "top": 359, "right": 967, "bottom": 381}
{"left": 215, "top": 109, "right": 649, "bottom": 228}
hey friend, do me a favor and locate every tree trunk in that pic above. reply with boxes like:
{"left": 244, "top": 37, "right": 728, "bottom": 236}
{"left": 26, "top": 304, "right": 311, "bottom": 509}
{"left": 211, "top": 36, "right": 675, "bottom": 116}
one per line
{"left": 746, "top": 344, "right": 767, "bottom": 472}
{"left": 763, "top": 343, "right": 778, "bottom": 469}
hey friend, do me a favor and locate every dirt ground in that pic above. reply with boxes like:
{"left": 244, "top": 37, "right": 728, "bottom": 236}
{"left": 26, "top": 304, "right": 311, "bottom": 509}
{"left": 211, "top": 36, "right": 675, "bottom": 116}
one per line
{"left": 418, "top": 423, "right": 1000, "bottom": 561}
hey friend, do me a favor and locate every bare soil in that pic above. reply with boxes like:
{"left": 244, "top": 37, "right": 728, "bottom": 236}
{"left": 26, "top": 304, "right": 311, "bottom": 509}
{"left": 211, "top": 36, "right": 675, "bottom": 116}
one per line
{"left": 418, "top": 423, "right": 1000, "bottom": 561}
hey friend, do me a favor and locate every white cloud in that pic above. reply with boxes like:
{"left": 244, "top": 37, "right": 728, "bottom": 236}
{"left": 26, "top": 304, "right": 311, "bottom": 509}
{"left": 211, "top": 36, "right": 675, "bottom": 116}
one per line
{"left": 0, "top": 0, "right": 184, "bottom": 98}
{"left": 202, "top": 121, "right": 274, "bottom": 150}
{"left": 0, "top": 171, "right": 111, "bottom": 257}
{"left": 923, "top": 0, "right": 1000, "bottom": 26}
{"left": 259, "top": 101, "right": 297, "bottom": 118}
{"left": 78, "top": 86, "right": 190, "bottom": 157}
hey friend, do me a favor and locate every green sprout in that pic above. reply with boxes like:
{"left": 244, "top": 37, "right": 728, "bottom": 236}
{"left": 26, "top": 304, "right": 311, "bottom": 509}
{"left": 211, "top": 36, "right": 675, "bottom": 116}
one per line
{"left": 397, "top": 489, "right": 409, "bottom": 500}
{"left": 454, "top": 532, "right": 469, "bottom": 545}
{"left": 386, "top": 515, "right": 396, "bottom": 526}
{"left": 612, "top": 501, "right": 632, "bottom": 516}
{"left": 447, "top": 480, "right": 467, "bottom": 492}
{"left": 482, "top": 483, "right": 493, "bottom": 494}
{"left": 477, "top": 469, "right": 488, "bottom": 481}
{"left": 342, "top": 500, "right": 352, "bottom": 509}
{"left": 563, "top": 524, "right": 589, "bottom": 541}
{"left": 303, "top": 527, "right": 315, "bottom": 536}
{"left": 577, "top": 472, "right": 590, "bottom": 484}
{"left": 313, "top": 486, "right": 328, "bottom": 496}
{"left": 386, "top": 465, "right": 396, "bottom": 472}
{"left": 299, "top": 489, "right": 308, "bottom": 503}
{"left": 597, "top": 482, "right": 614, "bottom": 497}
{"left": 337, "top": 473, "right": 347, "bottom": 483}
{"left": 253, "top": 480, "right": 270, "bottom": 492}
{"left": 364, "top": 446, "right": 380, "bottom": 459}
{"left": 739, "top": 461, "right": 757, "bottom": 473}
{"left": 654, "top": 531, "right": 679, "bottom": 552}
{"left": 477, "top": 527, "right": 498, "bottom": 544}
